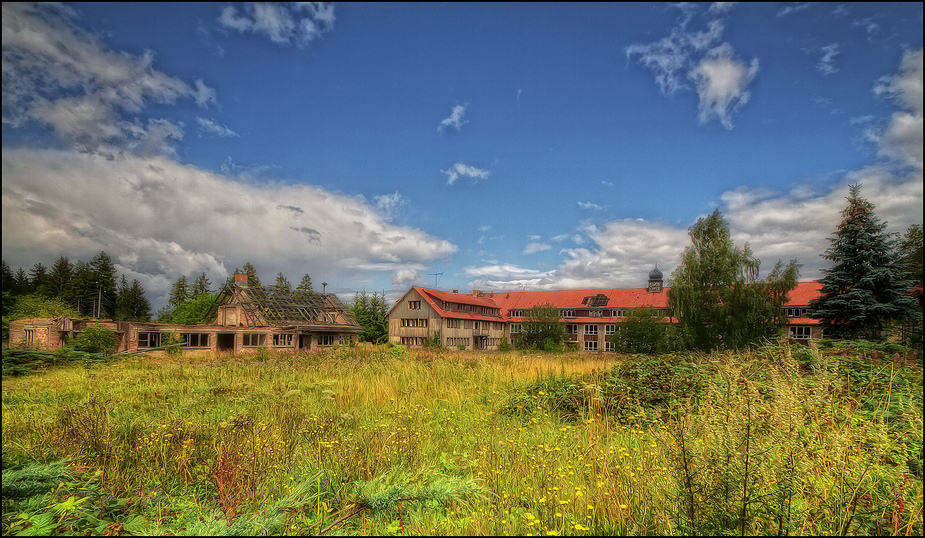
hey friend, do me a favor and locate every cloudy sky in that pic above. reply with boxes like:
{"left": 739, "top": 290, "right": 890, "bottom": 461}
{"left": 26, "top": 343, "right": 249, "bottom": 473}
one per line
{"left": 2, "top": 2, "right": 922, "bottom": 310}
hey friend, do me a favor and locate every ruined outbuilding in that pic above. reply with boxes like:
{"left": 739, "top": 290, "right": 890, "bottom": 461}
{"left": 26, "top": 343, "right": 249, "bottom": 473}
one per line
{"left": 8, "top": 274, "right": 362, "bottom": 354}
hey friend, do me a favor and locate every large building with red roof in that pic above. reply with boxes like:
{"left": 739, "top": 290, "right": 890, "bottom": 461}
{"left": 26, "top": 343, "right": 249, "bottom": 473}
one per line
{"left": 388, "top": 268, "right": 824, "bottom": 351}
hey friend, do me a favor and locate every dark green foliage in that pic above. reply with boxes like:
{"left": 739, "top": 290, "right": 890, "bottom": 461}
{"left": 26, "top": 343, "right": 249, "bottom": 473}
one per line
{"left": 351, "top": 291, "right": 389, "bottom": 344}
{"left": 115, "top": 276, "right": 151, "bottom": 322}
{"left": 611, "top": 306, "right": 673, "bottom": 354}
{"left": 190, "top": 272, "right": 213, "bottom": 296}
{"left": 88, "top": 252, "right": 118, "bottom": 318}
{"left": 809, "top": 185, "right": 918, "bottom": 340}
{"left": 1, "top": 459, "right": 72, "bottom": 502}
{"left": 70, "top": 325, "right": 118, "bottom": 355}
{"left": 297, "top": 273, "right": 314, "bottom": 292}
{"left": 513, "top": 302, "right": 567, "bottom": 351}
{"left": 273, "top": 272, "right": 292, "bottom": 292}
{"left": 168, "top": 275, "right": 190, "bottom": 307}
{"left": 2, "top": 348, "right": 114, "bottom": 377}
{"left": 669, "top": 210, "right": 800, "bottom": 351}
{"left": 46, "top": 257, "right": 73, "bottom": 300}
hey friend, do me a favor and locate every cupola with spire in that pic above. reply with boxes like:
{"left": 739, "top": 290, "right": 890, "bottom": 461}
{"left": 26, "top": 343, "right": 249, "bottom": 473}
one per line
{"left": 647, "top": 264, "right": 663, "bottom": 293}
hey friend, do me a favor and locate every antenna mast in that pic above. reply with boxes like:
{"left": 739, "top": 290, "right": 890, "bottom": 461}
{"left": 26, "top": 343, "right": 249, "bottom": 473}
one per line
{"left": 428, "top": 272, "right": 443, "bottom": 288}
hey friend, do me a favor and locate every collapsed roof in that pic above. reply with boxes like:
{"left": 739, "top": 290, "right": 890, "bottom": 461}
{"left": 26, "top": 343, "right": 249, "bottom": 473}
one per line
{"left": 218, "top": 283, "right": 360, "bottom": 330}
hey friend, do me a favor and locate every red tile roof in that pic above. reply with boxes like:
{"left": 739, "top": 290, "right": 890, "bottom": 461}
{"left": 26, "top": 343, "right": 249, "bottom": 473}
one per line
{"left": 404, "top": 281, "right": 822, "bottom": 324}
{"left": 784, "top": 282, "right": 823, "bottom": 306}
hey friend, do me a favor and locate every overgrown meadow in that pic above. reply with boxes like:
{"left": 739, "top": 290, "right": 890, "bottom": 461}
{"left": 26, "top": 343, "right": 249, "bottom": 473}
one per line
{"left": 2, "top": 342, "right": 922, "bottom": 536}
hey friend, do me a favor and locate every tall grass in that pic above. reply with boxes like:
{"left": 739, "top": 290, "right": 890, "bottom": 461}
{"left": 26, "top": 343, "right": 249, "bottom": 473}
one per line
{"left": 2, "top": 342, "right": 921, "bottom": 535}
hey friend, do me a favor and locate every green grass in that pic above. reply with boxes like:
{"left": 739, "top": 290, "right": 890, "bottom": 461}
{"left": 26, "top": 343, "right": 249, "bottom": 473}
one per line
{"left": 2, "top": 342, "right": 922, "bottom": 535}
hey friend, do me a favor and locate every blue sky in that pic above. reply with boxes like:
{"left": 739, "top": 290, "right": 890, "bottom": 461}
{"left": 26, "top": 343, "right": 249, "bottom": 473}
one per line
{"left": 2, "top": 2, "right": 922, "bottom": 310}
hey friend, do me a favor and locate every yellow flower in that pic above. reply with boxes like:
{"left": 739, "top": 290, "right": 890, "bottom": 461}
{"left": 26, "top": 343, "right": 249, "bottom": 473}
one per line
{"left": 524, "top": 512, "right": 536, "bottom": 520}
{"left": 620, "top": 504, "right": 628, "bottom": 509}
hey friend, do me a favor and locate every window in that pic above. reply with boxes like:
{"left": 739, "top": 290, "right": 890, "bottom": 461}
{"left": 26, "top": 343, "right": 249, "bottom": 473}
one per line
{"left": 510, "top": 324, "right": 522, "bottom": 333}
{"left": 444, "top": 302, "right": 454, "bottom": 311}
{"left": 243, "top": 333, "right": 266, "bottom": 347}
{"left": 567, "top": 324, "right": 578, "bottom": 334}
{"left": 585, "top": 325, "right": 599, "bottom": 335}
{"left": 584, "top": 341, "right": 598, "bottom": 351}
{"left": 400, "top": 336, "right": 425, "bottom": 346}
{"left": 400, "top": 319, "right": 428, "bottom": 327}
{"left": 182, "top": 333, "right": 210, "bottom": 348}
{"left": 605, "top": 324, "right": 616, "bottom": 335}
{"left": 24, "top": 329, "right": 35, "bottom": 345}
{"left": 562, "top": 310, "right": 575, "bottom": 318}
{"left": 408, "top": 300, "right": 421, "bottom": 310}
{"left": 605, "top": 341, "right": 617, "bottom": 352}
{"left": 612, "top": 310, "right": 625, "bottom": 317}
{"left": 273, "top": 333, "right": 294, "bottom": 347}
{"left": 138, "top": 332, "right": 161, "bottom": 348}
{"left": 785, "top": 308, "right": 808, "bottom": 318}
{"left": 318, "top": 334, "right": 336, "bottom": 346}
{"left": 446, "top": 319, "right": 460, "bottom": 329}
{"left": 464, "top": 320, "right": 472, "bottom": 329}
{"left": 789, "top": 326, "right": 811, "bottom": 339}
{"left": 511, "top": 310, "right": 523, "bottom": 318}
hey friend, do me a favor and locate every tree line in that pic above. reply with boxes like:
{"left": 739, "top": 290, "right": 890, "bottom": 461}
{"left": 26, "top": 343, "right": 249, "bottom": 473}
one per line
{"left": 516, "top": 185, "right": 922, "bottom": 352}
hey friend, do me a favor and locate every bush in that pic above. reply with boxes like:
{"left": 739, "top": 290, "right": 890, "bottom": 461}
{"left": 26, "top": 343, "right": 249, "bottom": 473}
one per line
{"left": 70, "top": 325, "right": 118, "bottom": 355}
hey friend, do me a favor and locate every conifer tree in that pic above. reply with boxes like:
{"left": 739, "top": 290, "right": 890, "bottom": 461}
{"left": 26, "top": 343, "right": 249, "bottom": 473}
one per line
{"left": 169, "top": 276, "right": 191, "bottom": 306}
{"left": 47, "top": 257, "right": 73, "bottom": 300}
{"left": 191, "top": 272, "right": 213, "bottom": 296}
{"left": 274, "top": 272, "right": 292, "bottom": 292}
{"left": 297, "top": 274, "right": 314, "bottom": 292}
{"left": 89, "top": 252, "right": 118, "bottom": 318}
{"left": 808, "top": 184, "right": 917, "bottom": 340}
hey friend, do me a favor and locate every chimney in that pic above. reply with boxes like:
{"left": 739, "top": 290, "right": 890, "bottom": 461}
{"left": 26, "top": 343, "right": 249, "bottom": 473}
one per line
{"left": 234, "top": 273, "right": 248, "bottom": 287}
{"left": 453, "top": 290, "right": 458, "bottom": 294}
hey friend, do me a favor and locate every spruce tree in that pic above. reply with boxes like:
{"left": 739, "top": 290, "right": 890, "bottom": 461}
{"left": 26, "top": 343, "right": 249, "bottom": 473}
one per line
{"left": 191, "top": 272, "right": 213, "bottom": 296}
{"left": 274, "top": 272, "right": 292, "bottom": 292}
{"left": 297, "top": 274, "right": 314, "bottom": 292}
{"left": 808, "top": 184, "right": 917, "bottom": 340}
{"left": 89, "top": 252, "right": 118, "bottom": 318}
{"left": 169, "top": 276, "right": 191, "bottom": 306}
{"left": 47, "top": 257, "right": 73, "bottom": 300}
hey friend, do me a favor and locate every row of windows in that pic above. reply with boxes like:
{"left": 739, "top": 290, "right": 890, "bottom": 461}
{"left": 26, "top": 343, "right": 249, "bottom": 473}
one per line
{"left": 786, "top": 308, "right": 808, "bottom": 318}
{"left": 400, "top": 337, "right": 426, "bottom": 346}
{"left": 509, "top": 309, "right": 669, "bottom": 319}
{"left": 137, "top": 332, "right": 333, "bottom": 348}
{"left": 446, "top": 337, "right": 470, "bottom": 347}
{"left": 400, "top": 318, "right": 428, "bottom": 327}
{"left": 443, "top": 302, "right": 499, "bottom": 316}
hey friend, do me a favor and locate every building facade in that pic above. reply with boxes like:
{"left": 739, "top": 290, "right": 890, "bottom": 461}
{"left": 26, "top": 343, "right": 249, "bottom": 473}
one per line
{"left": 8, "top": 274, "right": 363, "bottom": 354}
{"left": 388, "top": 269, "right": 824, "bottom": 351}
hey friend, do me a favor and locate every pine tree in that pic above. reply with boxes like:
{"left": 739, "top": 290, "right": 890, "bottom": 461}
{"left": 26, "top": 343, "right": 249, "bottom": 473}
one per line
{"left": 28, "top": 263, "right": 50, "bottom": 296}
{"left": 69, "top": 261, "right": 94, "bottom": 316}
{"left": 274, "top": 272, "right": 292, "bottom": 292}
{"left": 89, "top": 252, "right": 118, "bottom": 318}
{"left": 12, "top": 267, "right": 31, "bottom": 296}
{"left": 47, "top": 257, "right": 73, "bottom": 300}
{"left": 668, "top": 209, "right": 800, "bottom": 351}
{"left": 191, "top": 272, "right": 213, "bottom": 296}
{"left": 169, "top": 276, "right": 191, "bottom": 307}
{"left": 297, "top": 274, "right": 314, "bottom": 292}
{"left": 808, "top": 184, "right": 918, "bottom": 340}
{"left": 126, "top": 279, "right": 152, "bottom": 321}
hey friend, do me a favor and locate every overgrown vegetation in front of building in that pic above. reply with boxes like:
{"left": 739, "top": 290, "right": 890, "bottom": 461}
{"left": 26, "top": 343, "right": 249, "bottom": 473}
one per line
{"left": 2, "top": 341, "right": 921, "bottom": 535}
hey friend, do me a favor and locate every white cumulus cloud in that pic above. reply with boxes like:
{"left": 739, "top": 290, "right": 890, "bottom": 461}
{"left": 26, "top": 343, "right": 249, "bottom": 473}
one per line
{"left": 438, "top": 104, "right": 468, "bottom": 133}
{"left": 218, "top": 2, "right": 335, "bottom": 47}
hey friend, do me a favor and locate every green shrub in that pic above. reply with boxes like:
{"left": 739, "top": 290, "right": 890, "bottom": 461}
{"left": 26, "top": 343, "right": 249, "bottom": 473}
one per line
{"left": 70, "top": 326, "right": 118, "bottom": 355}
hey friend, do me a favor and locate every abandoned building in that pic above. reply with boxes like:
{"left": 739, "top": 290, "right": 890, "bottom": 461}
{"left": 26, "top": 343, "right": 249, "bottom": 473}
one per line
{"left": 388, "top": 268, "right": 824, "bottom": 351}
{"left": 8, "top": 274, "right": 362, "bottom": 354}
